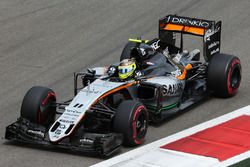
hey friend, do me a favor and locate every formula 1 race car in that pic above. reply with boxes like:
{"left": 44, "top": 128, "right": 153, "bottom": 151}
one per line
{"left": 5, "top": 15, "right": 241, "bottom": 156}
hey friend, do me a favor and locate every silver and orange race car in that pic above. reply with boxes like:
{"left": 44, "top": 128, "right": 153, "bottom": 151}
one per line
{"left": 5, "top": 15, "right": 241, "bottom": 156}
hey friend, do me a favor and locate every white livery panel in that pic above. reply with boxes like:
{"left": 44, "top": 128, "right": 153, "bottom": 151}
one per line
{"left": 49, "top": 79, "right": 124, "bottom": 142}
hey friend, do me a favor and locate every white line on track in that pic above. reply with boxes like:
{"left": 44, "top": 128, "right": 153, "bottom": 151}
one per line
{"left": 92, "top": 105, "right": 250, "bottom": 167}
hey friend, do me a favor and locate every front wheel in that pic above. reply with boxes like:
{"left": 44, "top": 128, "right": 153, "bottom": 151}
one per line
{"left": 207, "top": 53, "right": 241, "bottom": 97}
{"left": 113, "top": 100, "right": 148, "bottom": 146}
{"left": 20, "top": 86, "right": 57, "bottom": 126}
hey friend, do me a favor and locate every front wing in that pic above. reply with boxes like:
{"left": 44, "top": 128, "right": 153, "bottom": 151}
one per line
{"left": 5, "top": 118, "right": 123, "bottom": 156}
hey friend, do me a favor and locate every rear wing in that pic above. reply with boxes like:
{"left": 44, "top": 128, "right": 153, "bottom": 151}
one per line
{"left": 159, "top": 15, "right": 222, "bottom": 61}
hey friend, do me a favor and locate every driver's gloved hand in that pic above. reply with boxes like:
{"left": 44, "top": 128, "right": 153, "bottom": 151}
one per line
{"left": 107, "top": 65, "right": 117, "bottom": 77}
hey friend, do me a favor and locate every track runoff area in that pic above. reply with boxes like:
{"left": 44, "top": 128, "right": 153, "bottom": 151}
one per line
{"left": 92, "top": 105, "right": 250, "bottom": 167}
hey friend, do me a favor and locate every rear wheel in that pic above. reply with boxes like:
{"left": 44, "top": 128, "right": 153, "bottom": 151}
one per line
{"left": 207, "top": 54, "right": 241, "bottom": 97}
{"left": 20, "top": 86, "right": 56, "bottom": 126}
{"left": 113, "top": 100, "right": 148, "bottom": 146}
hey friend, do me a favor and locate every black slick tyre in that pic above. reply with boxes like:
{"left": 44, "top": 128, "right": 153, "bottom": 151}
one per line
{"left": 207, "top": 53, "right": 241, "bottom": 97}
{"left": 120, "top": 41, "right": 137, "bottom": 61}
{"left": 20, "top": 86, "right": 56, "bottom": 126}
{"left": 113, "top": 100, "right": 148, "bottom": 146}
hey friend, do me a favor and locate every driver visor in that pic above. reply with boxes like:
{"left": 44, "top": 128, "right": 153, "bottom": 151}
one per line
{"left": 118, "top": 66, "right": 133, "bottom": 74}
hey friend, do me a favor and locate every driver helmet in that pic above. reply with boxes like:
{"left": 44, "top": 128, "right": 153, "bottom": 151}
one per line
{"left": 118, "top": 58, "right": 137, "bottom": 80}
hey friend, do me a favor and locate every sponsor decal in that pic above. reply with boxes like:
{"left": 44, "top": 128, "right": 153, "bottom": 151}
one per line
{"left": 66, "top": 109, "right": 81, "bottom": 114}
{"left": 151, "top": 40, "right": 160, "bottom": 50}
{"left": 205, "top": 26, "right": 221, "bottom": 42}
{"left": 211, "top": 48, "right": 220, "bottom": 55}
{"left": 54, "top": 129, "right": 62, "bottom": 135}
{"left": 81, "top": 89, "right": 99, "bottom": 94}
{"left": 168, "top": 16, "right": 210, "bottom": 28}
{"left": 27, "top": 130, "right": 45, "bottom": 138}
{"left": 208, "top": 41, "right": 220, "bottom": 49}
{"left": 52, "top": 135, "right": 59, "bottom": 139}
{"left": 163, "top": 83, "right": 183, "bottom": 95}
{"left": 205, "top": 29, "right": 213, "bottom": 41}
{"left": 59, "top": 119, "right": 74, "bottom": 124}
{"left": 140, "top": 48, "right": 146, "bottom": 56}
{"left": 64, "top": 112, "right": 79, "bottom": 117}
{"left": 80, "top": 138, "right": 94, "bottom": 144}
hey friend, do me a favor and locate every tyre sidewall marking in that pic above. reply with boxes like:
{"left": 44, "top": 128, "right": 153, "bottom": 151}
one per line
{"left": 227, "top": 58, "right": 241, "bottom": 95}
{"left": 132, "top": 105, "right": 147, "bottom": 145}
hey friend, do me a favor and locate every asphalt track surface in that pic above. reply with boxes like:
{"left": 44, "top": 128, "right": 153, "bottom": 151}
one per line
{"left": 0, "top": 0, "right": 249, "bottom": 166}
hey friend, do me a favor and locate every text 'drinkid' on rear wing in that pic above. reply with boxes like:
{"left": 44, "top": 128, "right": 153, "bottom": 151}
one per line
{"left": 159, "top": 14, "right": 222, "bottom": 61}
